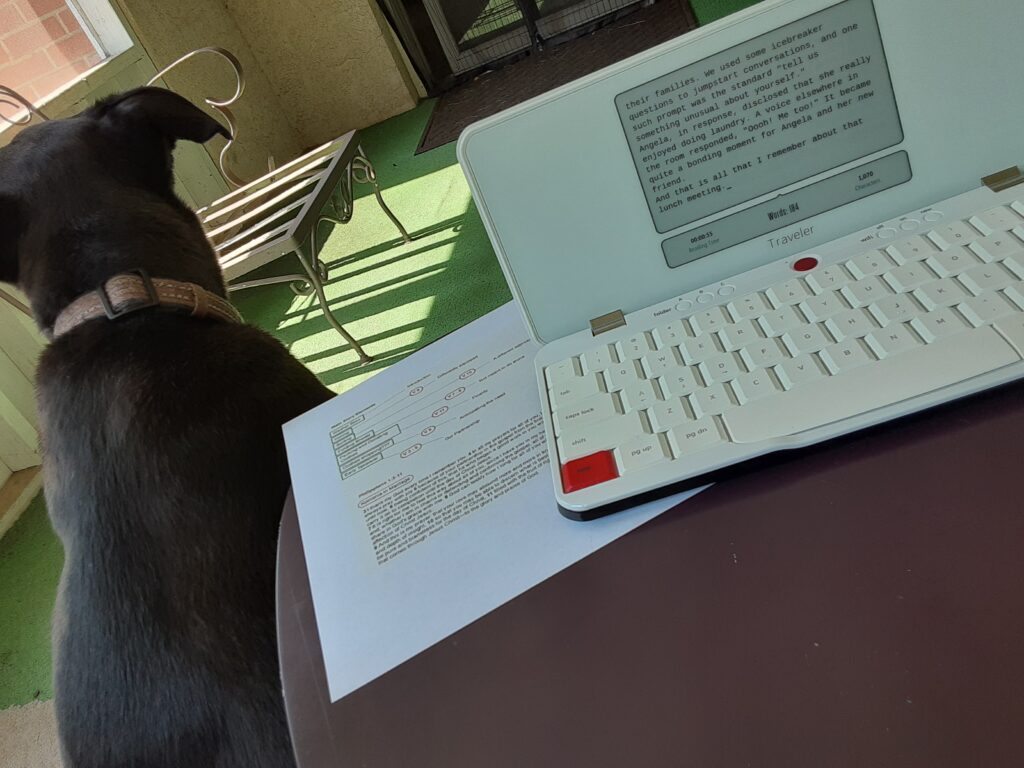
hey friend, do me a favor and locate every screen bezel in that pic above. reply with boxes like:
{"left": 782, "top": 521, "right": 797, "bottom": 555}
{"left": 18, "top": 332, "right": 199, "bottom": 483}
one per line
{"left": 458, "top": 0, "right": 1024, "bottom": 343}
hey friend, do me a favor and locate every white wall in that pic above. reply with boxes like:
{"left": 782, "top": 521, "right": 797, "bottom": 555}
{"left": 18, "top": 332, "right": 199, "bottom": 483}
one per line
{"left": 0, "top": 288, "right": 44, "bottom": 474}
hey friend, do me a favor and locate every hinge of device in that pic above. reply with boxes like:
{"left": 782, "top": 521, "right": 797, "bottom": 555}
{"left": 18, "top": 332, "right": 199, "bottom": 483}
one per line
{"left": 982, "top": 166, "right": 1024, "bottom": 192}
{"left": 590, "top": 309, "right": 626, "bottom": 336}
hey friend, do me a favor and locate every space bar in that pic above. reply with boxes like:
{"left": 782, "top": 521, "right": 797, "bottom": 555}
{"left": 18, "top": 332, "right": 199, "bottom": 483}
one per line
{"left": 723, "top": 326, "right": 1020, "bottom": 443}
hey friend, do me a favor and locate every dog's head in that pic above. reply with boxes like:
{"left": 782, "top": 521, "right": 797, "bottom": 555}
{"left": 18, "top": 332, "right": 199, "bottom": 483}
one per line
{"left": 0, "top": 87, "right": 229, "bottom": 326}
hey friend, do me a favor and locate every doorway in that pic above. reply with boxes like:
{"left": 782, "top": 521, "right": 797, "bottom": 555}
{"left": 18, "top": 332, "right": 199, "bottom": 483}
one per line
{"left": 413, "top": 0, "right": 698, "bottom": 152}
{"left": 421, "top": 0, "right": 642, "bottom": 75}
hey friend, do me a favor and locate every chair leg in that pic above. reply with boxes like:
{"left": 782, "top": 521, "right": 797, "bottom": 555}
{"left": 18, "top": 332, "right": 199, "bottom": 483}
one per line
{"left": 227, "top": 273, "right": 314, "bottom": 295}
{"left": 352, "top": 145, "right": 413, "bottom": 244}
{"left": 294, "top": 246, "right": 374, "bottom": 364}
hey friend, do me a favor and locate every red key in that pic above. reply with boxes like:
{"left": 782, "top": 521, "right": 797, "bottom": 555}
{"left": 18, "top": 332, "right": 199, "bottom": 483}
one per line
{"left": 561, "top": 450, "right": 619, "bottom": 493}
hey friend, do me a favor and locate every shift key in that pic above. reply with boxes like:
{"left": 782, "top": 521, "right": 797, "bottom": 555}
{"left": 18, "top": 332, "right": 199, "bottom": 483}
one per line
{"left": 553, "top": 393, "right": 617, "bottom": 435}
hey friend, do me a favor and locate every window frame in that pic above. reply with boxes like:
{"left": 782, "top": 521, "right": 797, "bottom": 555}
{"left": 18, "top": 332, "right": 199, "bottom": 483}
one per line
{"left": 0, "top": 0, "right": 138, "bottom": 144}
{"left": 66, "top": 0, "right": 133, "bottom": 58}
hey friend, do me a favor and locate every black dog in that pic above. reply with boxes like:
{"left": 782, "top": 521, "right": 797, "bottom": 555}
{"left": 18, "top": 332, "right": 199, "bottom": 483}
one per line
{"left": 0, "top": 88, "right": 333, "bottom": 766}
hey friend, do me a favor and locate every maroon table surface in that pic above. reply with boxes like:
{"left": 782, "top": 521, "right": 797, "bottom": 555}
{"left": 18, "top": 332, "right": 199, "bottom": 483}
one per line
{"left": 277, "top": 384, "right": 1024, "bottom": 768}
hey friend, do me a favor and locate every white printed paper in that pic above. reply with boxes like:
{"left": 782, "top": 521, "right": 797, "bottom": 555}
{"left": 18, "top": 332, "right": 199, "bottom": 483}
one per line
{"left": 284, "top": 303, "right": 703, "bottom": 701}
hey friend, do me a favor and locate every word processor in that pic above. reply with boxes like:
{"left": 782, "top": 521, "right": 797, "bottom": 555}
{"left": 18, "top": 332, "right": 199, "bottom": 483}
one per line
{"left": 458, "top": 0, "right": 1024, "bottom": 519}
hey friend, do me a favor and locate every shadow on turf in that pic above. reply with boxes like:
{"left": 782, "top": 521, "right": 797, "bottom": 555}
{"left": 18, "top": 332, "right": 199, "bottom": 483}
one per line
{"left": 231, "top": 100, "right": 513, "bottom": 390}
{"left": 279, "top": 200, "right": 509, "bottom": 388}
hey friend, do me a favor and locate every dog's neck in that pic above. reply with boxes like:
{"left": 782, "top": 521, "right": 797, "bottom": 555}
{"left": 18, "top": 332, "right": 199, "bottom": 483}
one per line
{"left": 23, "top": 203, "right": 228, "bottom": 335}
{"left": 52, "top": 271, "right": 242, "bottom": 339}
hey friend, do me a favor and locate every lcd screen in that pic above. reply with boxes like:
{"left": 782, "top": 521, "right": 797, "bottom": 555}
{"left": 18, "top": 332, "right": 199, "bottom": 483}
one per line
{"left": 615, "top": 0, "right": 903, "bottom": 234}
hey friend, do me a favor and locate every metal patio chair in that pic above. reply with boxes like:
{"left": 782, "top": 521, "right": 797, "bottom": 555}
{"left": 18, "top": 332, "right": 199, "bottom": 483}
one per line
{"left": 150, "top": 48, "right": 413, "bottom": 363}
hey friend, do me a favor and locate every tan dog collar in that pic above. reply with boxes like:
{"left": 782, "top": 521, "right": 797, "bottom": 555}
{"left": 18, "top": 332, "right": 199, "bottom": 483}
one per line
{"left": 53, "top": 270, "right": 242, "bottom": 339}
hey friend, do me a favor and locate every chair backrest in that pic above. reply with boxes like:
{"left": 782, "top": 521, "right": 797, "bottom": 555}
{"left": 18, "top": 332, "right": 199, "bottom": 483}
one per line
{"left": 0, "top": 86, "right": 49, "bottom": 129}
{"left": 3, "top": 48, "right": 250, "bottom": 188}
{"left": 146, "top": 47, "right": 249, "bottom": 188}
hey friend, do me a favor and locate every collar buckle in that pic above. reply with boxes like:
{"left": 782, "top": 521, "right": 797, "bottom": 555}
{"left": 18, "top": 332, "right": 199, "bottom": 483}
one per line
{"left": 97, "top": 268, "right": 159, "bottom": 320}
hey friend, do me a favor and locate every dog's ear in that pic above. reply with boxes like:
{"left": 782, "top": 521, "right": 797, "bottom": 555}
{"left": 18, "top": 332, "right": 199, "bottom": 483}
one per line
{"left": 102, "top": 87, "right": 230, "bottom": 144}
{"left": 0, "top": 194, "right": 21, "bottom": 284}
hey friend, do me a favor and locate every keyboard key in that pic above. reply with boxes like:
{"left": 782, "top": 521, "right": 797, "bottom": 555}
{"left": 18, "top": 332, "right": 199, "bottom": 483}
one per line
{"left": 667, "top": 417, "right": 725, "bottom": 456}
{"left": 652, "top": 319, "right": 689, "bottom": 348}
{"left": 819, "top": 338, "right": 873, "bottom": 374}
{"left": 909, "top": 308, "right": 970, "bottom": 342}
{"left": 648, "top": 399, "right": 692, "bottom": 431}
{"left": 619, "top": 380, "right": 658, "bottom": 411}
{"left": 690, "top": 383, "right": 734, "bottom": 416}
{"left": 1005, "top": 282, "right": 1024, "bottom": 310}
{"left": 640, "top": 349, "right": 678, "bottom": 378}
{"left": 660, "top": 366, "right": 702, "bottom": 398}
{"left": 781, "top": 324, "right": 832, "bottom": 356}
{"left": 775, "top": 355, "right": 826, "bottom": 389}
{"left": 690, "top": 306, "right": 731, "bottom": 335}
{"left": 618, "top": 333, "right": 653, "bottom": 360}
{"left": 699, "top": 352, "right": 743, "bottom": 384}
{"left": 926, "top": 246, "right": 980, "bottom": 277}
{"left": 1000, "top": 254, "right": 1024, "bottom": 280}
{"left": 868, "top": 294, "right": 922, "bottom": 326}
{"left": 717, "top": 320, "right": 761, "bottom": 351}
{"left": 727, "top": 293, "right": 771, "bottom": 320}
{"left": 971, "top": 205, "right": 1022, "bottom": 233}
{"left": 553, "top": 394, "right": 617, "bottom": 435}
{"left": 840, "top": 276, "right": 892, "bottom": 308}
{"left": 724, "top": 327, "right": 1019, "bottom": 442}
{"left": 958, "top": 263, "right": 1015, "bottom": 294}
{"left": 581, "top": 344, "right": 614, "bottom": 373}
{"left": 557, "top": 413, "right": 644, "bottom": 461}
{"left": 738, "top": 339, "right": 787, "bottom": 372}
{"left": 545, "top": 358, "right": 578, "bottom": 386}
{"left": 678, "top": 335, "right": 719, "bottom": 365}
{"left": 914, "top": 278, "right": 971, "bottom": 309}
{"left": 846, "top": 250, "right": 894, "bottom": 279}
{"left": 928, "top": 220, "right": 981, "bottom": 250}
{"left": 805, "top": 263, "right": 853, "bottom": 294}
{"left": 970, "top": 234, "right": 1024, "bottom": 262}
{"left": 865, "top": 323, "right": 921, "bottom": 358}
{"left": 798, "top": 291, "right": 846, "bottom": 322}
{"left": 886, "top": 236, "right": 934, "bottom": 263}
{"left": 548, "top": 374, "right": 601, "bottom": 409}
{"left": 731, "top": 370, "right": 779, "bottom": 404}
{"left": 560, "top": 450, "right": 618, "bottom": 493}
{"left": 604, "top": 361, "right": 641, "bottom": 390}
{"left": 758, "top": 306, "right": 805, "bottom": 336}
{"left": 965, "top": 217, "right": 992, "bottom": 238}
{"left": 619, "top": 433, "right": 668, "bottom": 473}
{"left": 824, "top": 309, "right": 877, "bottom": 341}
{"left": 957, "top": 293, "right": 1017, "bottom": 327}
{"left": 994, "top": 314, "right": 1024, "bottom": 355}
{"left": 766, "top": 278, "right": 812, "bottom": 306}
{"left": 884, "top": 261, "right": 936, "bottom": 292}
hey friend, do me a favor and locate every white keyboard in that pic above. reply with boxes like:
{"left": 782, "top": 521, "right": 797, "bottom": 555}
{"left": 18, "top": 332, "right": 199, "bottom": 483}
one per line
{"left": 539, "top": 186, "right": 1024, "bottom": 519}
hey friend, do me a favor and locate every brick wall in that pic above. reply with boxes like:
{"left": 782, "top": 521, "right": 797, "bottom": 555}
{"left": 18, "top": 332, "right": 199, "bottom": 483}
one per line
{"left": 0, "top": 0, "right": 103, "bottom": 105}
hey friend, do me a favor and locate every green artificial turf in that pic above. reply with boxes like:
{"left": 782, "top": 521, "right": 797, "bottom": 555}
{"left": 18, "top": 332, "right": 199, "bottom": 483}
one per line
{"left": 0, "top": 494, "right": 63, "bottom": 708}
{"left": 230, "top": 99, "right": 512, "bottom": 394}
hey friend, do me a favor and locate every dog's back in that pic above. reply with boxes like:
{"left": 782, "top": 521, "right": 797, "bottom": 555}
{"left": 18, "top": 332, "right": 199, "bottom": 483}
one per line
{"left": 0, "top": 89, "right": 333, "bottom": 767}
{"left": 41, "top": 318, "right": 329, "bottom": 767}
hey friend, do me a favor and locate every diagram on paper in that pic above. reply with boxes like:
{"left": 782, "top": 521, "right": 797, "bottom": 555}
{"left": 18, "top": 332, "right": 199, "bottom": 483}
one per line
{"left": 329, "top": 337, "right": 533, "bottom": 481}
